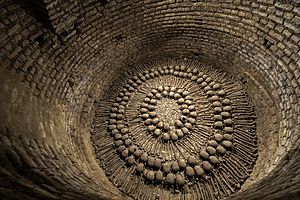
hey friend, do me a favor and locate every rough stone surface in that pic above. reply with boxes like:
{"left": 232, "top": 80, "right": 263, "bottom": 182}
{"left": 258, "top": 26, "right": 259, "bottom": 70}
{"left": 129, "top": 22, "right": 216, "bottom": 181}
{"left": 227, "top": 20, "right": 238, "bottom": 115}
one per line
{"left": 0, "top": 0, "right": 300, "bottom": 199}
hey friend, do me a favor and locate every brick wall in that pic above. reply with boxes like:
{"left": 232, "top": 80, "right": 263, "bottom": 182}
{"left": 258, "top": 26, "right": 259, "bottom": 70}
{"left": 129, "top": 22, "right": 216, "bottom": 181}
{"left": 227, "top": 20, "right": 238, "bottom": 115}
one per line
{"left": 0, "top": 0, "right": 299, "bottom": 199}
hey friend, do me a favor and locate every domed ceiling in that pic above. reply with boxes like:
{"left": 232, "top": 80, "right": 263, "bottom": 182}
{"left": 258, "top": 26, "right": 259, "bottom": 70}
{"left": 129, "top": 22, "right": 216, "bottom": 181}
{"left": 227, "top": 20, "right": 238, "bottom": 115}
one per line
{"left": 0, "top": 0, "right": 299, "bottom": 200}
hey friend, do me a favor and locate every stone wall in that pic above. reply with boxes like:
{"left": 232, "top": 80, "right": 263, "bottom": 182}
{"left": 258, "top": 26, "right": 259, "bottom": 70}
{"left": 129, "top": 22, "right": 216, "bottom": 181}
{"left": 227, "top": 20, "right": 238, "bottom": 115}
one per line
{"left": 0, "top": 0, "right": 299, "bottom": 199}
{"left": 27, "top": 0, "right": 79, "bottom": 35}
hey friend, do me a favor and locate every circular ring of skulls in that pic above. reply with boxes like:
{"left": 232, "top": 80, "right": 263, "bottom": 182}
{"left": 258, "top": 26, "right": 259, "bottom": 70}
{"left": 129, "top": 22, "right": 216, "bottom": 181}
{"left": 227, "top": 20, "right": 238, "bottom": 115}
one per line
{"left": 91, "top": 61, "right": 258, "bottom": 200}
{"left": 141, "top": 86, "right": 197, "bottom": 142}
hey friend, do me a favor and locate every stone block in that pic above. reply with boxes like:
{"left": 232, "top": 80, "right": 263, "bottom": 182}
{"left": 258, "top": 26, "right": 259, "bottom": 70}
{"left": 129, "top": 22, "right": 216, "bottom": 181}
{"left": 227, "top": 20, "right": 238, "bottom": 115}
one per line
{"left": 7, "top": 24, "right": 20, "bottom": 36}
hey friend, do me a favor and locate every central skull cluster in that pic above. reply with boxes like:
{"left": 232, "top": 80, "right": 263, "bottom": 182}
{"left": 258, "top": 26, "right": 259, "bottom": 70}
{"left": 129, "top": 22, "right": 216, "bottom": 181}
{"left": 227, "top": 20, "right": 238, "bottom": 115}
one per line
{"left": 92, "top": 61, "right": 258, "bottom": 200}
{"left": 140, "top": 86, "right": 197, "bottom": 142}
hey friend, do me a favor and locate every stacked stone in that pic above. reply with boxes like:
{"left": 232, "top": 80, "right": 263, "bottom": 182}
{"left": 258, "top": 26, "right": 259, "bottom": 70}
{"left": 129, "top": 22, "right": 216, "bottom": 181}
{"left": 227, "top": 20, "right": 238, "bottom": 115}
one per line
{"left": 29, "top": 0, "right": 79, "bottom": 35}
{"left": 0, "top": 0, "right": 299, "bottom": 200}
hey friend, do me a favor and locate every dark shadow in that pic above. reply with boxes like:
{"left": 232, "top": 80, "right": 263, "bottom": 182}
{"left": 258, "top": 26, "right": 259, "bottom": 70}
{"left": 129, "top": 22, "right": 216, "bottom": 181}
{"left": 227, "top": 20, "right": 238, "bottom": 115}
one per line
{"left": 263, "top": 38, "right": 273, "bottom": 49}
{"left": 34, "top": 34, "right": 46, "bottom": 46}
{"left": 240, "top": 77, "right": 248, "bottom": 84}
{"left": 17, "top": 0, "right": 54, "bottom": 32}
{"left": 193, "top": 52, "right": 203, "bottom": 57}
{"left": 99, "top": 0, "right": 109, "bottom": 7}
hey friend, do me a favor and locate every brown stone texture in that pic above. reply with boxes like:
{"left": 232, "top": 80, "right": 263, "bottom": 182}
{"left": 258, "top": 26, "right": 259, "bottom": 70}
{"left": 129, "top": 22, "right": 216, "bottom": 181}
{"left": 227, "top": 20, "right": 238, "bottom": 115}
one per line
{"left": 28, "top": 0, "right": 79, "bottom": 34}
{"left": 0, "top": 0, "right": 299, "bottom": 199}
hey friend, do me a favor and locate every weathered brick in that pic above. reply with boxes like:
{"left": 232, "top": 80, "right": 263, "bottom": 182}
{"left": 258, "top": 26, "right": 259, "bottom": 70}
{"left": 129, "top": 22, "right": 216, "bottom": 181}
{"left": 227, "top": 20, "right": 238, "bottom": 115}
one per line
{"left": 0, "top": 1, "right": 299, "bottom": 199}
{"left": 7, "top": 24, "right": 20, "bottom": 36}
